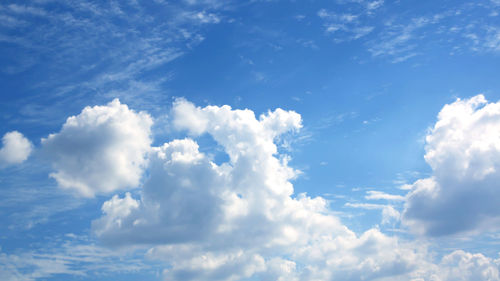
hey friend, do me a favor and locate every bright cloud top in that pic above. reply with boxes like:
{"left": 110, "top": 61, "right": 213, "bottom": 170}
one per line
{"left": 0, "top": 131, "right": 32, "bottom": 167}
{"left": 41, "top": 99, "right": 153, "bottom": 197}
{"left": 404, "top": 95, "right": 500, "bottom": 236}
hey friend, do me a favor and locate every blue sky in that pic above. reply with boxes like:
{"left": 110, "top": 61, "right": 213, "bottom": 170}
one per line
{"left": 1, "top": 0, "right": 500, "bottom": 280}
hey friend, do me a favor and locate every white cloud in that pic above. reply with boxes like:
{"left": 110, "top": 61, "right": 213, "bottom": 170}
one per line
{"left": 345, "top": 202, "right": 401, "bottom": 224}
{"left": 92, "top": 137, "right": 226, "bottom": 245}
{"left": 318, "top": 8, "right": 375, "bottom": 42}
{"left": 92, "top": 99, "right": 437, "bottom": 281}
{"left": 416, "top": 250, "right": 500, "bottom": 281}
{"left": 365, "top": 190, "right": 405, "bottom": 201}
{"left": 436, "top": 250, "right": 500, "bottom": 280}
{"left": 191, "top": 11, "right": 221, "bottom": 24}
{"left": 403, "top": 95, "right": 500, "bottom": 236}
{"left": 41, "top": 99, "right": 152, "bottom": 197}
{"left": 0, "top": 131, "right": 32, "bottom": 167}
{"left": 11, "top": 98, "right": 494, "bottom": 280}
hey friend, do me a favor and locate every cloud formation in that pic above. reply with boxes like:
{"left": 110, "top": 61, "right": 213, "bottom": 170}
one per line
{"left": 404, "top": 95, "right": 500, "bottom": 236}
{"left": 91, "top": 99, "right": 434, "bottom": 281}
{"left": 18, "top": 98, "right": 499, "bottom": 280}
{"left": 41, "top": 99, "right": 152, "bottom": 197}
{"left": 0, "top": 131, "right": 32, "bottom": 167}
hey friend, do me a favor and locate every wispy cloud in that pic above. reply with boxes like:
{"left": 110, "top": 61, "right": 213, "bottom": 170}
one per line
{"left": 345, "top": 202, "right": 400, "bottom": 224}
{"left": 365, "top": 190, "right": 405, "bottom": 201}
{"left": 318, "top": 1, "right": 500, "bottom": 62}
{"left": 367, "top": 15, "right": 441, "bottom": 61}
{"left": 0, "top": 0, "right": 225, "bottom": 126}
{"left": 0, "top": 235, "right": 154, "bottom": 281}
{"left": 318, "top": 7, "right": 376, "bottom": 42}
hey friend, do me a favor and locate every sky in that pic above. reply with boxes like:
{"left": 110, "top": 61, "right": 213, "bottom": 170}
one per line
{"left": 1, "top": 0, "right": 500, "bottom": 280}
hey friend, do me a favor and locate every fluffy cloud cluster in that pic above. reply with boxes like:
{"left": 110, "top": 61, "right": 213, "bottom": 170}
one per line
{"left": 433, "top": 250, "right": 500, "bottom": 281}
{"left": 35, "top": 98, "right": 500, "bottom": 280}
{"left": 404, "top": 95, "right": 500, "bottom": 236}
{"left": 41, "top": 99, "right": 152, "bottom": 197}
{"left": 0, "top": 131, "right": 32, "bottom": 167}
{"left": 91, "top": 99, "right": 433, "bottom": 281}
{"left": 414, "top": 250, "right": 500, "bottom": 281}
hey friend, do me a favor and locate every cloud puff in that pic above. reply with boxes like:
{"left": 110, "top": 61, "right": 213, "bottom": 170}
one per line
{"left": 0, "top": 131, "right": 32, "bottom": 167}
{"left": 92, "top": 99, "right": 435, "bottom": 281}
{"left": 41, "top": 99, "right": 152, "bottom": 197}
{"left": 436, "top": 250, "right": 500, "bottom": 281}
{"left": 93, "top": 138, "right": 226, "bottom": 245}
{"left": 404, "top": 95, "right": 500, "bottom": 236}
{"left": 417, "top": 250, "right": 500, "bottom": 281}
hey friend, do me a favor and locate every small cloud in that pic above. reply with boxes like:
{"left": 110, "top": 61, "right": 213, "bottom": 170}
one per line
{"left": 297, "top": 39, "right": 318, "bottom": 49}
{"left": 345, "top": 202, "right": 400, "bottom": 224}
{"left": 193, "top": 11, "right": 221, "bottom": 24}
{"left": 365, "top": 190, "right": 405, "bottom": 201}
{"left": 239, "top": 55, "right": 254, "bottom": 65}
{"left": 403, "top": 95, "right": 500, "bottom": 236}
{"left": 253, "top": 71, "right": 266, "bottom": 82}
{"left": 0, "top": 131, "right": 33, "bottom": 167}
{"left": 391, "top": 52, "right": 418, "bottom": 63}
{"left": 399, "top": 184, "right": 413, "bottom": 190}
{"left": 366, "top": 0, "right": 384, "bottom": 11}
{"left": 294, "top": 14, "right": 306, "bottom": 21}
{"left": 7, "top": 4, "right": 47, "bottom": 16}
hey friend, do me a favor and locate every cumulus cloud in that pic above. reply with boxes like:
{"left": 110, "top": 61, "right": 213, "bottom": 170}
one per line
{"left": 41, "top": 99, "right": 153, "bottom": 197}
{"left": 91, "top": 99, "right": 436, "bottom": 281}
{"left": 3, "top": 97, "right": 491, "bottom": 281}
{"left": 404, "top": 95, "right": 500, "bottom": 236}
{"left": 19, "top": 97, "right": 492, "bottom": 280}
{"left": 416, "top": 250, "right": 500, "bottom": 281}
{"left": 0, "top": 131, "right": 32, "bottom": 167}
{"left": 93, "top": 138, "right": 226, "bottom": 245}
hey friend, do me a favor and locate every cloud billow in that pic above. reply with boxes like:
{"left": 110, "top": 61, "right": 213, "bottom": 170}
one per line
{"left": 41, "top": 99, "right": 153, "bottom": 197}
{"left": 404, "top": 95, "right": 500, "bottom": 236}
{"left": 31, "top": 98, "right": 500, "bottom": 280}
{"left": 0, "top": 130, "right": 32, "bottom": 167}
{"left": 91, "top": 99, "right": 427, "bottom": 281}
